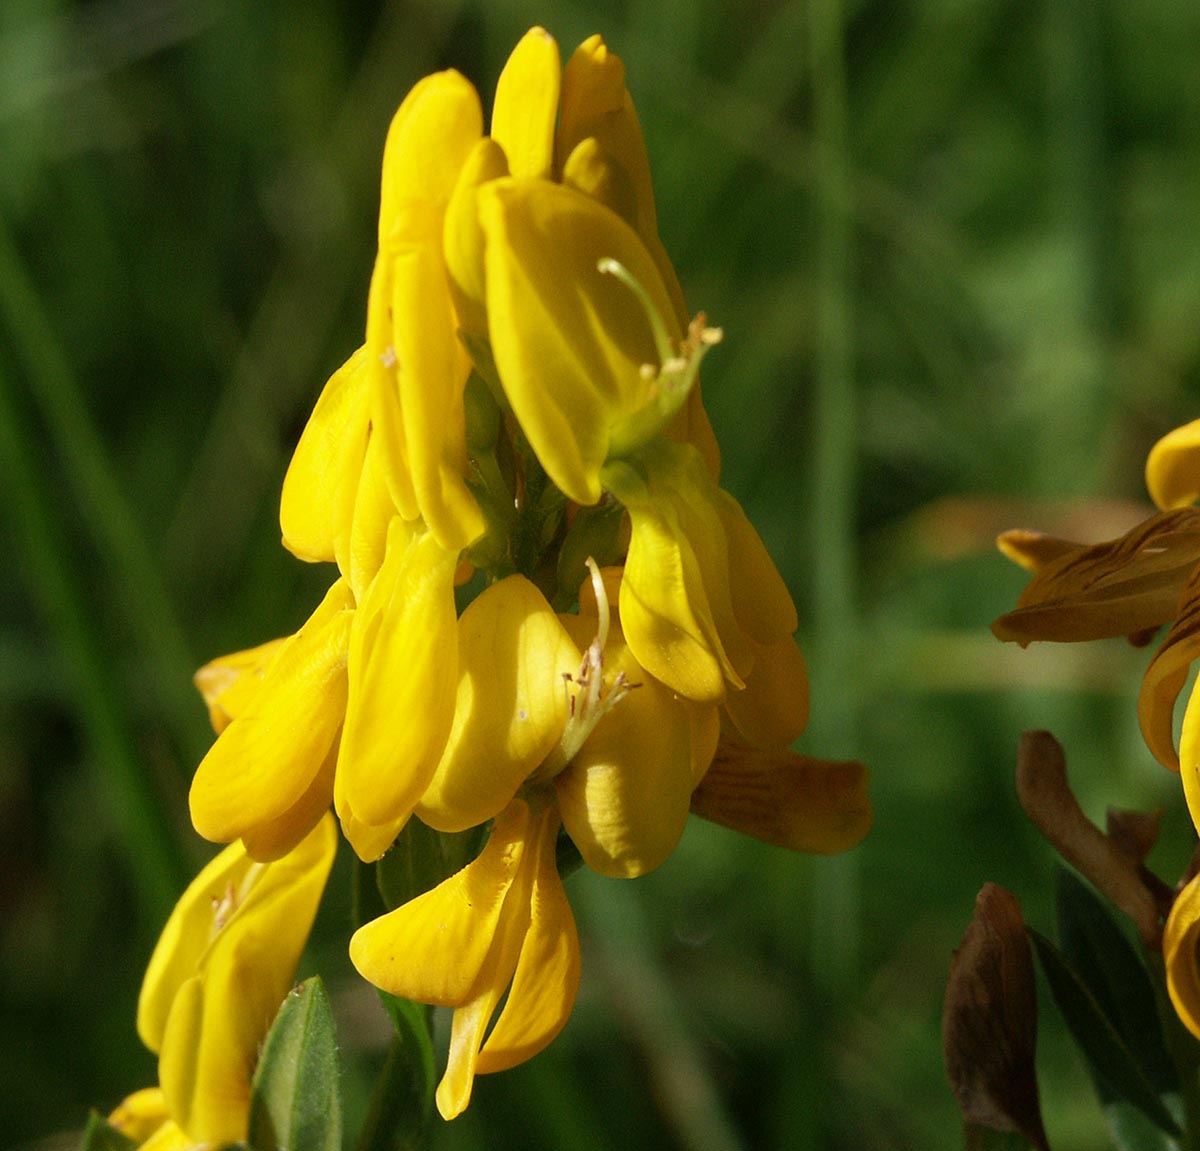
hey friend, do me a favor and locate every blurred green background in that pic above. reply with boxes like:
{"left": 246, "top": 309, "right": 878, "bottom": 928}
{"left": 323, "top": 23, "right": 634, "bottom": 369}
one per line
{"left": 4, "top": 0, "right": 1200, "bottom": 1147}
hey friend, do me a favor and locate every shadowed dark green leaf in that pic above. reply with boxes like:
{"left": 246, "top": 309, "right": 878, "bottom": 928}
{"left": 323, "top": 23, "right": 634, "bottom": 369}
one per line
{"left": 1103, "top": 1098, "right": 1184, "bottom": 1151}
{"left": 357, "top": 992, "right": 436, "bottom": 1151}
{"left": 79, "top": 1112, "right": 137, "bottom": 1151}
{"left": 1055, "top": 868, "right": 1177, "bottom": 1095}
{"left": 248, "top": 977, "right": 341, "bottom": 1151}
{"left": 1029, "top": 929, "right": 1179, "bottom": 1137}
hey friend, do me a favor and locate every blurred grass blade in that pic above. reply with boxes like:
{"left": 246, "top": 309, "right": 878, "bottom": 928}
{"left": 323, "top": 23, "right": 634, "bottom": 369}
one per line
{"left": 0, "top": 354, "right": 186, "bottom": 921}
{"left": 0, "top": 217, "right": 206, "bottom": 762}
{"left": 249, "top": 976, "right": 342, "bottom": 1151}
{"left": 1028, "top": 929, "right": 1180, "bottom": 1136}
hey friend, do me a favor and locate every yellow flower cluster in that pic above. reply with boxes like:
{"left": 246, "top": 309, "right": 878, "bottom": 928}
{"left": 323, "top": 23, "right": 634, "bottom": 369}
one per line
{"left": 112, "top": 27, "right": 872, "bottom": 1138}
{"left": 994, "top": 418, "right": 1200, "bottom": 1044}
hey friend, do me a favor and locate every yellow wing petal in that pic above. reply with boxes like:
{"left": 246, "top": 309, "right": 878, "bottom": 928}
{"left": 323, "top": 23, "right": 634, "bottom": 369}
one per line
{"left": 1147, "top": 419, "right": 1200, "bottom": 511}
{"left": 491, "top": 27, "right": 560, "bottom": 180}
{"left": 1165, "top": 872, "right": 1200, "bottom": 1040}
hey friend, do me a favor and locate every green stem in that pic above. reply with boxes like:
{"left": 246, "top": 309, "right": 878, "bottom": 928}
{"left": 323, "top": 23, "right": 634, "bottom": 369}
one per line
{"left": 0, "top": 218, "right": 207, "bottom": 765}
{"left": 0, "top": 354, "right": 188, "bottom": 924}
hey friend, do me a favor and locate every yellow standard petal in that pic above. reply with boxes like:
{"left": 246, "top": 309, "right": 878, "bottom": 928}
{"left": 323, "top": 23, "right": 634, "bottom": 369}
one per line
{"left": 1165, "top": 871, "right": 1200, "bottom": 1040}
{"left": 189, "top": 579, "right": 354, "bottom": 857}
{"left": 690, "top": 737, "right": 873, "bottom": 855}
{"left": 417, "top": 575, "right": 580, "bottom": 833}
{"left": 479, "top": 178, "right": 679, "bottom": 506}
{"left": 280, "top": 346, "right": 371, "bottom": 564}
{"left": 491, "top": 27, "right": 561, "bottom": 180}
{"left": 992, "top": 509, "right": 1200, "bottom": 644}
{"left": 1147, "top": 419, "right": 1200, "bottom": 511}
{"left": 337, "top": 519, "right": 459, "bottom": 834}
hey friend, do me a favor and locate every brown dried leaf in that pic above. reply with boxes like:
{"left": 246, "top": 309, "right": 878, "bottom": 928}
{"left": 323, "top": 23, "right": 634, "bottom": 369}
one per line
{"left": 1016, "top": 731, "right": 1162, "bottom": 949}
{"left": 943, "top": 884, "right": 1050, "bottom": 1151}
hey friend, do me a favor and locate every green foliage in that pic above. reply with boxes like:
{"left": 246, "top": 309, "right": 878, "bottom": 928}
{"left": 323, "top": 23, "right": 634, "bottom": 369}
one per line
{"left": 357, "top": 995, "right": 437, "bottom": 1151}
{"left": 1028, "top": 929, "right": 1179, "bottom": 1137}
{"left": 248, "top": 977, "right": 342, "bottom": 1151}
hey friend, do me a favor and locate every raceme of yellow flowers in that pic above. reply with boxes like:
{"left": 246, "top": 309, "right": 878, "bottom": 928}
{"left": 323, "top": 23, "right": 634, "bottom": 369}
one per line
{"left": 993, "top": 418, "right": 1200, "bottom": 1051}
{"left": 107, "top": 26, "right": 873, "bottom": 1143}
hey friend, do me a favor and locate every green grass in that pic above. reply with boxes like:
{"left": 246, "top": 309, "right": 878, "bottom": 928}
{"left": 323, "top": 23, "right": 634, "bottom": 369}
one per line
{"left": 4, "top": 1, "right": 1200, "bottom": 1148}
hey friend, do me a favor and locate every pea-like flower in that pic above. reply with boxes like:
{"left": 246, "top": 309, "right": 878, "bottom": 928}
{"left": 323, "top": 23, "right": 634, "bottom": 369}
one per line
{"left": 993, "top": 420, "right": 1200, "bottom": 818}
{"left": 109, "top": 815, "right": 337, "bottom": 1146}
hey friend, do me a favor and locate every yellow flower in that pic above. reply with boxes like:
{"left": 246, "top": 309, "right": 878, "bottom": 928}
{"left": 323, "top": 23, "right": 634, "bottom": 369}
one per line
{"left": 993, "top": 420, "right": 1200, "bottom": 788}
{"left": 115, "top": 815, "right": 336, "bottom": 1145}
{"left": 351, "top": 797, "right": 576, "bottom": 1120}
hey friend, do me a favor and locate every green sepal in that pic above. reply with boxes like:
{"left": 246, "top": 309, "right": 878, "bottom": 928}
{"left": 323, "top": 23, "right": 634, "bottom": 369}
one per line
{"left": 1055, "top": 868, "right": 1177, "bottom": 1095}
{"left": 1028, "top": 928, "right": 1180, "bottom": 1136}
{"left": 357, "top": 992, "right": 436, "bottom": 1151}
{"left": 553, "top": 498, "right": 627, "bottom": 611}
{"left": 247, "top": 976, "right": 342, "bottom": 1151}
{"left": 79, "top": 1112, "right": 137, "bottom": 1151}
{"left": 375, "top": 816, "right": 486, "bottom": 911}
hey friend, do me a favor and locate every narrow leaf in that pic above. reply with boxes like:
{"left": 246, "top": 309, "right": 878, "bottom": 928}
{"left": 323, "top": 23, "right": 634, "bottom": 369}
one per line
{"left": 1028, "top": 929, "right": 1179, "bottom": 1136}
{"left": 79, "top": 1113, "right": 137, "bottom": 1151}
{"left": 1055, "top": 868, "right": 1177, "bottom": 1095}
{"left": 943, "top": 884, "right": 1050, "bottom": 1150}
{"left": 1103, "top": 1098, "right": 1185, "bottom": 1151}
{"left": 249, "top": 977, "right": 342, "bottom": 1151}
{"left": 357, "top": 992, "right": 436, "bottom": 1151}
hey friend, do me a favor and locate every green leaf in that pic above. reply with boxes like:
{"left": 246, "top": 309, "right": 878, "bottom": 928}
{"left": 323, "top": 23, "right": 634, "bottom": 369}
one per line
{"left": 357, "top": 992, "right": 437, "bottom": 1151}
{"left": 248, "top": 977, "right": 342, "bottom": 1151}
{"left": 1029, "top": 928, "right": 1180, "bottom": 1136}
{"left": 1055, "top": 868, "right": 1177, "bottom": 1095}
{"left": 353, "top": 854, "right": 389, "bottom": 930}
{"left": 78, "top": 1112, "right": 137, "bottom": 1151}
{"left": 1103, "top": 1097, "right": 1185, "bottom": 1151}
{"left": 375, "top": 817, "right": 486, "bottom": 911}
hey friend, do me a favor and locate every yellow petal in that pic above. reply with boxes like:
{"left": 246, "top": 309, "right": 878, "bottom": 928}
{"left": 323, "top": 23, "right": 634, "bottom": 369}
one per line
{"left": 349, "top": 800, "right": 531, "bottom": 1005}
{"left": 557, "top": 35, "right": 688, "bottom": 327}
{"left": 444, "top": 137, "right": 509, "bottom": 343}
{"left": 147, "top": 817, "right": 336, "bottom": 1143}
{"left": 239, "top": 743, "right": 337, "bottom": 862}
{"left": 193, "top": 637, "right": 287, "bottom": 735}
{"left": 337, "top": 521, "right": 459, "bottom": 830}
{"left": 110, "top": 1087, "right": 171, "bottom": 1143}
{"left": 724, "top": 634, "right": 810, "bottom": 750}
{"left": 389, "top": 230, "right": 485, "bottom": 551}
{"left": 189, "top": 580, "right": 353, "bottom": 850}
{"left": 280, "top": 346, "right": 371, "bottom": 564}
{"left": 689, "top": 703, "right": 721, "bottom": 785}
{"left": 491, "top": 27, "right": 560, "bottom": 180}
{"left": 476, "top": 805, "right": 580, "bottom": 1074}
{"left": 1137, "top": 563, "right": 1200, "bottom": 771}
{"left": 1179, "top": 674, "right": 1200, "bottom": 836}
{"left": 991, "top": 509, "right": 1200, "bottom": 644}
{"left": 479, "top": 178, "right": 678, "bottom": 505}
{"left": 997, "top": 528, "right": 1086, "bottom": 573}
{"left": 714, "top": 486, "right": 798, "bottom": 642}
{"left": 603, "top": 458, "right": 734, "bottom": 702}
{"left": 561, "top": 136, "right": 638, "bottom": 226}
{"left": 556, "top": 631, "right": 695, "bottom": 878}
{"left": 379, "top": 71, "right": 483, "bottom": 233}
{"left": 1147, "top": 419, "right": 1200, "bottom": 511}
{"left": 1165, "top": 871, "right": 1200, "bottom": 1039}
{"left": 344, "top": 430, "right": 399, "bottom": 602}
{"left": 690, "top": 739, "right": 872, "bottom": 855}
{"left": 417, "top": 576, "right": 579, "bottom": 832}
